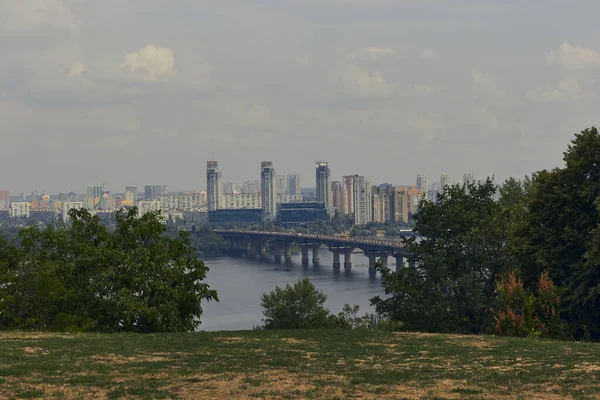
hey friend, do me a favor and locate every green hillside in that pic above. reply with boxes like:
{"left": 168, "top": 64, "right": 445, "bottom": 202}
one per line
{"left": 1, "top": 330, "right": 599, "bottom": 399}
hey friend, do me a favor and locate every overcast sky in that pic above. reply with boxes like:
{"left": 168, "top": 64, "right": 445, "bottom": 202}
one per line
{"left": 2, "top": 0, "right": 600, "bottom": 194}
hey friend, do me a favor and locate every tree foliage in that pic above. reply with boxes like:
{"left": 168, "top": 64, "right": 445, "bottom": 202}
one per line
{"left": 0, "top": 208, "right": 217, "bottom": 332}
{"left": 510, "top": 127, "right": 600, "bottom": 339}
{"left": 372, "top": 179, "right": 510, "bottom": 334}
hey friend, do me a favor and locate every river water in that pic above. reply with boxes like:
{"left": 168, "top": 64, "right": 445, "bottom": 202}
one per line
{"left": 200, "top": 251, "right": 390, "bottom": 331}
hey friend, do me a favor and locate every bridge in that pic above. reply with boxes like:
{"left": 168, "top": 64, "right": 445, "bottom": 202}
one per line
{"left": 214, "top": 230, "right": 410, "bottom": 273}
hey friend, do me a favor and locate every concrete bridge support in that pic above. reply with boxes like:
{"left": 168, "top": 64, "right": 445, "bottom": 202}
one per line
{"left": 312, "top": 244, "right": 320, "bottom": 264}
{"left": 395, "top": 255, "right": 404, "bottom": 272}
{"left": 344, "top": 249, "right": 353, "bottom": 269}
{"left": 273, "top": 243, "right": 281, "bottom": 263}
{"left": 367, "top": 254, "right": 377, "bottom": 274}
{"left": 259, "top": 241, "right": 267, "bottom": 259}
{"left": 284, "top": 242, "right": 293, "bottom": 263}
{"left": 331, "top": 249, "right": 341, "bottom": 268}
{"left": 380, "top": 255, "right": 389, "bottom": 270}
{"left": 301, "top": 246, "right": 310, "bottom": 265}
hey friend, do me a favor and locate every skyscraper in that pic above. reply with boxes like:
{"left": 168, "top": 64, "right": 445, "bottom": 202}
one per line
{"left": 440, "top": 173, "right": 452, "bottom": 193}
{"left": 206, "top": 161, "right": 222, "bottom": 211}
{"left": 125, "top": 186, "right": 138, "bottom": 201}
{"left": 0, "top": 190, "right": 9, "bottom": 210}
{"left": 144, "top": 185, "right": 167, "bottom": 200}
{"left": 261, "top": 161, "right": 277, "bottom": 219}
{"left": 315, "top": 161, "right": 331, "bottom": 212}
{"left": 86, "top": 186, "right": 103, "bottom": 199}
{"left": 416, "top": 174, "right": 428, "bottom": 197}
{"left": 342, "top": 175, "right": 355, "bottom": 215}
{"left": 287, "top": 174, "right": 300, "bottom": 196}
{"left": 463, "top": 172, "right": 475, "bottom": 186}
{"left": 275, "top": 175, "right": 287, "bottom": 195}
{"left": 352, "top": 175, "right": 372, "bottom": 225}
{"left": 331, "top": 181, "right": 344, "bottom": 214}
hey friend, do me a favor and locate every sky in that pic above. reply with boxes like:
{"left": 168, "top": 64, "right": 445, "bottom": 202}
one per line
{"left": 2, "top": 0, "right": 600, "bottom": 194}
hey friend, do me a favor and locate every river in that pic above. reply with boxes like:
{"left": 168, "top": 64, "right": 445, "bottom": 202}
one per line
{"left": 200, "top": 250, "right": 389, "bottom": 331}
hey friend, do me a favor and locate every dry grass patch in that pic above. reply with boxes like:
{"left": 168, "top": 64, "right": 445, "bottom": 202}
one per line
{"left": 90, "top": 353, "right": 171, "bottom": 365}
{"left": 0, "top": 377, "right": 108, "bottom": 400}
{"left": 23, "top": 346, "right": 48, "bottom": 354}
{"left": 573, "top": 362, "right": 600, "bottom": 373}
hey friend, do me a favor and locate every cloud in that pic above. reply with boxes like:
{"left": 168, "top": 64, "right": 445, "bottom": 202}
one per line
{"left": 230, "top": 103, "right": 274, "bottom": 130}
{"left": 526, "top": 78, "right": 584, "bottom": 102}
{"left": 339, "top": 66, "right": 393, "bottom": 98}
{"left": 472, "top": 69, "right": 504, "bottom": 98}
{"left": 548, "top": 42, "right": 600, "bottom": 69}
{"left": 0, "top": 0, "right": 78, "bottom": 33}
{"left": 405, "top": 112, "right": 443, "bottom": 143}
{"left": 346, "top": 47, "right": 398, "bottom": 61}
{"left": 400, "top": 84, "right": 437, "bottom": 97}
{"left": 420, "top": 48, "right": 437, "bottom": 60}
{"left": 121, "top": 45, "right": 175, "bottom": 82}
{"left": 465, "top": 106, "right": 498, "bottom": 133}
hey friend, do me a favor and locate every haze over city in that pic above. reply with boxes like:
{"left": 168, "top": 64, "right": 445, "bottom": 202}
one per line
{"left": 2, "top": 1, "right": 600, "bottom": 194}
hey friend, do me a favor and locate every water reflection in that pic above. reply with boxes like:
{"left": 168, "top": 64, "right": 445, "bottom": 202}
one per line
{"left": 200, "top": 251, "right": 387, "bottom": 331}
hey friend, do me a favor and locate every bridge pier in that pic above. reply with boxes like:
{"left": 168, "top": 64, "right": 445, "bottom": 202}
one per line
{"left": 284, "top": 242, "right": 293, "bottom": 263}
{"left": 380, "top": 255, "right": 389, "bottom": 270}
{"left": 367, "top": 254, "right": 377, "bottom": 274}
{"left": 259, "top": 241, "right": 267, "bottom": 259}
{"left": 344, "top": 249, "right": 353, "bottom": 269}
{"left": 301, "top": 246, "right": 309, "bottom": 265}
{"left": 395, "top": 255, "right": 404, "bottom": 272}
{"left": 273, "top": 243, "right": 281, "bottom": 263}
{"left": 312, "top": 244, "right": 320, "bottom": 264}
{"left": 331, "top": 249, "right": 341, "bottom": 268}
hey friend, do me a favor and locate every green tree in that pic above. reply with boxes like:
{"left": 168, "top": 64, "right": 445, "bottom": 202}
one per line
{"left": 260, "top": 278, "right": 330, "bottom": 329}
{"left": 371, "top": 179, "right": 510, "bottom": 334}
{"left": 0, "top": 207, "right": 218, "bottom": 332}
{"left": 511, "top": 127, "right": 600, "bottom": 339}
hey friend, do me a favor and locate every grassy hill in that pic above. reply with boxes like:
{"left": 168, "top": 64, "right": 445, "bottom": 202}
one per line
{"left": 1, "top": 329, "right": 599, "bottom": 399}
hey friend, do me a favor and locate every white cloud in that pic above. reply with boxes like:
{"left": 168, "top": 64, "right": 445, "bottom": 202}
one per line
{"left": 527, "top": 78, "right": 584, "bottom": 102}
{"left": 400, "top": 84, "right": 437, "bottom": 97}
{"left": 472, "top": 69, "right": 504, "bottom": 98}
{"left": 420, "top": 48, "right": 437, "bottom": 60}
{"left": 230, "top": 103, "right": 274, "bottom": 130}
{"left": 548, "top": 42, "right": 600, "bottom": 69}
{"left": 0, "top": 0, "right": 78, "bottom": 33}
{"left": 339, "top": 66, "right": 393, "bottom": 98}
{"left": 346, "top": 47, "right": 397, "bottom": 61}
{"left": 121, "top": 45, "right": 175, "bottom": 82}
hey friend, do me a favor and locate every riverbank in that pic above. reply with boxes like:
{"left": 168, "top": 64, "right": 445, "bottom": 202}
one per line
{"left": 2, "top": 330, "right": 599, "bottom": 399}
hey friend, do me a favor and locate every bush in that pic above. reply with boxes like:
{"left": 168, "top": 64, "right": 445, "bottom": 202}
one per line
{"left": 0, "top": 208, "right": 218, "bottom": 333}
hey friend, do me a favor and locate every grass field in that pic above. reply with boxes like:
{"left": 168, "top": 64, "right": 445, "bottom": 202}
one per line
{"left": 1, "top": 330, "right": 600, "bottom": 399}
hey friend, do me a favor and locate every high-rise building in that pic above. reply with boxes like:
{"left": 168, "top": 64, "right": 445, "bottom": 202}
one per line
{"left": 86, "top": 186, "right": 103, "bottom": 199}
{"left": 372, "top": 186, "right": 393, "bottom": 223}
{"left": 463, "top": 172, "right": 475, "bottom": 186}
{"left": 315, "top": 161, "right": 331, "bottom": 212}
{"left": 352, "top": 175, "right": 371, "bottom": 225}
{"left": 440, "top": 173, "right": 452, "bottom": 193}
{"left": 275, "top": 175, "right": 287, "bottom": 195}
{"left": 0, "top": 190, "right": 9, "bottom": 210}
{"left": 342, "top": 176, "right": 355, "bottom": 215}
{"left": 287, "top": 174, "right": 300, "bottom": 196}
{"left": 10, "top": 201, "right": 29, "bottom": 218}
{"left": 206, "top": 161, "right": 222, "bottom": 211}
{"left": 241, "top": 180, "right": 261, "bottom": 194}
{"left": 125, "top": 186, "right": 138, "bottom": 201}
{"left": 417, "top": 174, "right": 428, "bottom": 197}
{"left": 261, "top": 161, "right": 277, "bottom": 219}
{"left": 331, "top": 181, "right": 344, "bottom": 214}
{"left": 62, "top": 201, "right": 83, "bottom": 222}
{"left": 392, "top": 188, "right": 409, "bottom": 224}
{"left": 144, "top": 185, "right": 167, "bottom": 200}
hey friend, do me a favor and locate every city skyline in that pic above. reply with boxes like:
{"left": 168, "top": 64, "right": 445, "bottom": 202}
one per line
{"left": 2, "top": 2, "right": 599, "bottom": 194}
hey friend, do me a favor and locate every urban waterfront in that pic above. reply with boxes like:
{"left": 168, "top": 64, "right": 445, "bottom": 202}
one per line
{"left": 200, "top": 251, "right": 389, "bottom": 331}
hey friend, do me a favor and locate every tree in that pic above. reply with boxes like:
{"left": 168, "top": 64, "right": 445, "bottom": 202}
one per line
{"left": 371, "top": 179, "right": 510, "bottom": 334}
{"left": 0, "top": 208, "right": 218, "bottom": 332}
{"left": 260, "top": 278, "right": 330, "bottom": 329}
{"left": 511, "top": 127, "right": 600, "bottom": 339}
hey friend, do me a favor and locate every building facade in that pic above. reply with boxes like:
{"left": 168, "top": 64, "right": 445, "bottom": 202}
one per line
{"left": 144, "top": 185, "right": 167, "bottom": 200}
{"left": 261, "top": 161, "right": 277, "bottom": 219}
{"left": 352, "top": 175, "right": 372, "bottom": 225}
{"left": 62, "top": 201, "right": 84, "bottom": 222}
{"left": 222, "top": 193, "right": 262, "bottom": 209}
{"left": 138, "top": 200, "right": 161, "bottom": 216}
{"left": 287, "top": 174, "right": 300, "bottom": 196}
{"left": 10, "top": 201, "right": 30, "bottom": 218}
{"left": 417, "top": 174, "right": 428, "bottom": 197}
{"left": 440, "top": 173, "right": 452, "bottom": 193}
{"left": 206, "top": 161, "right": 222, "bottom": 211}
{"left": 463, "top": 172, "right": 475, "bottom": 186}
{"left": 331, "top": 181, "right": 344, "bottom": 214}
{"left": 342, "top": 175, "right": 355, "bottom": 215}
{"left": 315, "top": 161, "right": 331, "bottom": 212}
